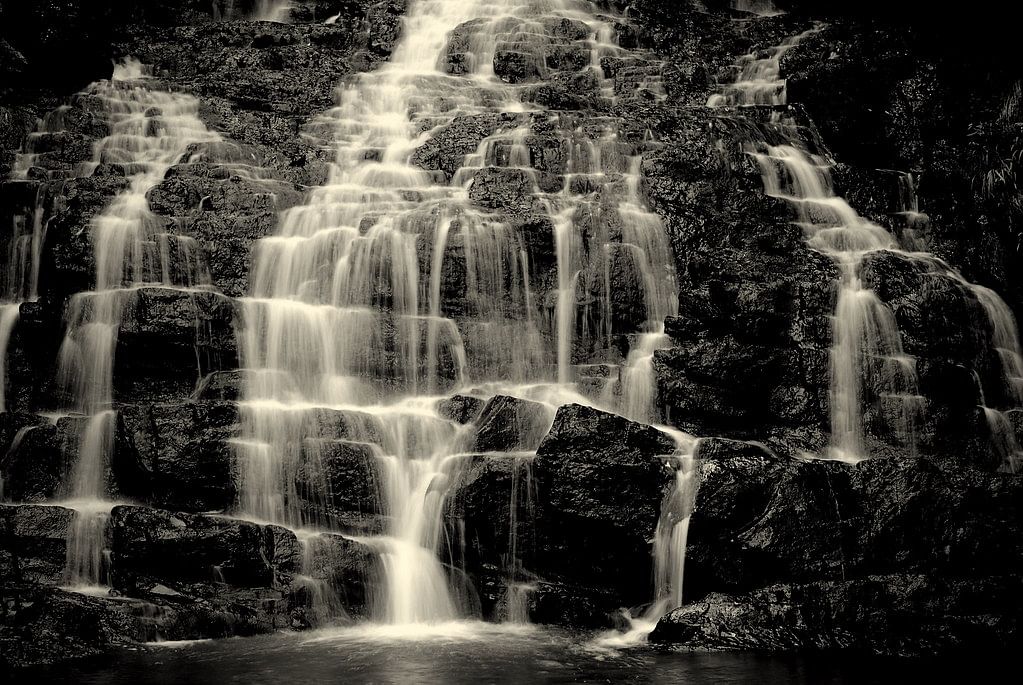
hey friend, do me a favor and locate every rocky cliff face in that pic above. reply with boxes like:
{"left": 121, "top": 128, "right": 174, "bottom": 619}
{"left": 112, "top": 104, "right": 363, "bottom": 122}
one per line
{"left": 2, "top": 0, "right": 1021, "bottom": 668}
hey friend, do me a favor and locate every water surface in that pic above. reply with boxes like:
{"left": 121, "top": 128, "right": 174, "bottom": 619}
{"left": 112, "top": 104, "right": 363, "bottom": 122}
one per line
{"left": 10, "top": 624, "right": 1006, "bottom": 684}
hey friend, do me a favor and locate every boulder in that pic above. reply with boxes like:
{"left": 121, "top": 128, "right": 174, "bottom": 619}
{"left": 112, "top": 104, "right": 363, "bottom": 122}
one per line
{"left": 290, "top": 531, "right": 377, "bottom": 622}
{"left": 471, "top": 395, "right": 553, "bottom": 452}
{"left": 530, "top": 404, "right": 679, "bottom": 620}
{"left": 685, "top": 447, "right": 1023, "bottom": 602}
{"left": 109, "top": 505, "right": 298, "bottom": 589}
{"left": 445, "top": 452, "right": 536, "bottom": 617}
{"left": 118, "top": 401, "right": 238, "bottom": 512}
{"left": 0, "top": 504, "right": 73, "bottom": 584}
{"left": 115, "top": 288, "right": 238, "bottom": 403}
{"left": 412, "top": 113, "right": 510, "bottom": 178}
{"left": 0, "top": 587, "right": 144, "bottom": 670}
{"left": 297, "top": 439, "right": 382, "bottom": 529}
{"left": 651, "top": 575, "right": 1023, "bottom": 656}
{"left": 437, "top": 394, "right": 485, "bottom": 424}
{"left": 467, "top": 167, "right": 543, "bottom": 213}
{"left": 0, "top": 414, "right": 67, "bottom": 502}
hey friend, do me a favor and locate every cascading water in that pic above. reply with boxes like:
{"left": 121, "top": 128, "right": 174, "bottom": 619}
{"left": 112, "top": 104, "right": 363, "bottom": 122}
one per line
{"left": 603, "top": 156, "right": 680, "bottom": 424}
{"left": 53, "top": 59, "right": 222, "bottom": 589}
{"left": 730, "top": 0, "right": 783, "bottom": 17}
{"left": 1, "top": 108, "right": 79, "bottom": 411}
{"left": 235, "top": 0, "right": 687, "bottom": 629}
{"left": 595, "top": 430, "right": 699, "bottom": 647}
{"left": 213, "top": 0, "right": 293, "bottom": 23}
{"left": 711, "top": 29, "right": 1023, "bottom": 468}
{"left": 0, "top": 184, "right": 44, "bottom": 398}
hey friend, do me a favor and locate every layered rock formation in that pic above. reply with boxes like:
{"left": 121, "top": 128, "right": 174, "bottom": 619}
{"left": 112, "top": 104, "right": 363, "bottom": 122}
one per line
{"left": 2, "top": 0, "right": 1021, "bottom": 668}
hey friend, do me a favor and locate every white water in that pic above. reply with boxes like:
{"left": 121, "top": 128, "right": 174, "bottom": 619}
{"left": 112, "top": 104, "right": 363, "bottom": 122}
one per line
{"left": 53, "top": 60, "right": 222, "bottom": 589}
{"left": 1, "top": 136, "right": 64, "bottom": 410}
{"left": 214, "top": 0, "right": 293, "bottom": 23}
{"left": 0, "top": 305, "right": 19, "bottom": 412}
{"left": 595, "top": 430, "right": 699, "bottom": 647}
{"left": 711, "top": 27, "right": 1023, "bottom": 466}
{"left": 252, "top": 0, "right": 293, "bottom": 22}
{"left": 236, "top": 0, "right": 685, "bottom": 629}
{"left": 731, "top": 0, "right": 784, "bottom": 17}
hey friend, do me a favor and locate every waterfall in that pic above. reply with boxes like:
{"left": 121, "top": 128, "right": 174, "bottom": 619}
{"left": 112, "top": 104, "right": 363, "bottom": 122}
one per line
{"left": 606, "top": 156, "right": 679, "bottom": 424}
{"left": 251, "top": 0, "right": 293, "bottom": 22}
{"left": 730, "top": 0, "right": 784, "bottom": 17}
{"left": 53, "top": 59, "right": 222, "bottom": 590}
{"left": 595, "top": 431, "right": 699, "bottom": 647}
{"left": 1, "top": 146, "right": 62, "bottom": 411}
{"left": 236, "top": 0, "right": 686, "bottom": 627}
{"left": 0, "top": 305, "right": 19, "bottom": 412}
{"left": 711, "top": 28, "right": 1023, "bottom": 467}
{"left": 708, "top": 28, "right": 917, "bottom": 461}
{"left": 213, "top": 0, "right": 293, "bottom": 22}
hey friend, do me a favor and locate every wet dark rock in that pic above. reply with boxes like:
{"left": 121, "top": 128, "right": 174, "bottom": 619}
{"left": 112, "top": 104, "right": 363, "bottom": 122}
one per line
{"left": 522, "top": 70, "right": 607, "bottom": 111}
{"left": 298, "top": 439, "right": 382, "bottom": 529}
{"left": 0, "top": 587, "right": 145, "bottom": 670}
{"left": 494, "top": 49, "right": 542, "bottom": 84}
{"left": 631, "top": 106, "right": 836, "bottom": 448}
{"left": 778, "top": 15, "right": 1023, "bottom": 312}
{"left": 468, "top": 167, "right": 546, "bottom": 213}
{"left": 411, "top": 113, "right": 509, "bottom": 178}
{"left": 472, "top": 395, "right": 552, "bottom": 453}
{"left": 147, "top": 168, "right": 303, "bottom": 297}
{"left": 118, "top": 401, "right": 239, "bottom": 512}
{"left": 511, "top": 213, "right": 557, "bottom": 271}
{"left": 437, "top": 394, "right": 486, "bottom": 424}
{"left": 289, "top": 532, "right": 377, "bottom": 622}
{"left": 0, "top": 414, "right": 67, "bottom": 502}
{"left": 39, "top": 175, "right": 131, "bottom": 301}
{"left": 446, "top": 453, "right": 535, "bottom": 605}
{"left": 0, "top": 504, "right": 73, "bottom": 585}
{"left": 114, "top": 288, "right": 239, "bottom": 403}
{"left": 852, "top": 457, "right": 1023, "bottom": 576}
{"left": 684, "top": 448, "right": 1023, "bottom": 604}
{"left": 110, "top": 505, "right": 298, "bottom": 589}
{"left": 1, "top": 0, "right": 1022, "bottom": 664}
{"left": 651, "top": 575, "right": 1023, "bottom": 656}
{"left": 528, "top": 404, "right": 678, "bottom": 622}
{"left": 530, "top": 580, "right": 620, "bottom": 629}
{"left": 605, "top": 243, "right": 649, "bottom": 332}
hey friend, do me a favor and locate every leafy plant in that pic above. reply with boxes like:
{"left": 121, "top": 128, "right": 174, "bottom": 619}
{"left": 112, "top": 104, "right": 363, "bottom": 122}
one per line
{"left": 969, "top": 81, "right": 1023, "bottom": 251}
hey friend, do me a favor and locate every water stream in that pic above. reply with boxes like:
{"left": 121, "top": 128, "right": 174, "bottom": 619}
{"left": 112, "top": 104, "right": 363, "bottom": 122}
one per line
{"left": 53, "top": 59, "right": 223, "bottom": 590}
{"left": 709, "top": 26, "right": 1023, "bottom": 468}
{"left": 235, "top": 0, "right": 688, "bottom": 629}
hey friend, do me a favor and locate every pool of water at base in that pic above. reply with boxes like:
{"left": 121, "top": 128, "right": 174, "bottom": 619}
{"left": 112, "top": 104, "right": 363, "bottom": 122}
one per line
{"left": 8, "top": 623, "right": 1012, "bottom": 684}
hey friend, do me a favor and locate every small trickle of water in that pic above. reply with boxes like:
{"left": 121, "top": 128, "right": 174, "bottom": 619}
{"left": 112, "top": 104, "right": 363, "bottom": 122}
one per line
{"left": 711, "top": 24, "right": 1023, "bottom": 466}
{"left": 731, "top": 0, "right": 784, "bottom": 17}
{"left": 595, "top": 431, "right": 699, "bottom": 646}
